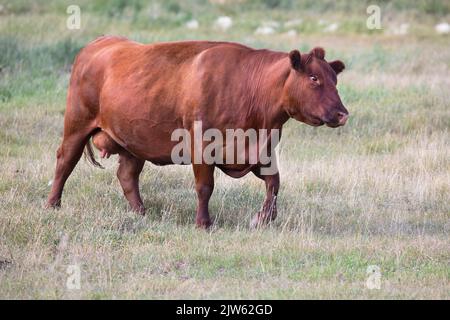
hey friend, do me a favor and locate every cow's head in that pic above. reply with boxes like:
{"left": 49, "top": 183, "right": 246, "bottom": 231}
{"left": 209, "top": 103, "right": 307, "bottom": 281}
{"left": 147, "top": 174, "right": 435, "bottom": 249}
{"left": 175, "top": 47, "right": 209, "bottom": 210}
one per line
{"left": 282, "top": 47, "right": 348, "bottom": 127}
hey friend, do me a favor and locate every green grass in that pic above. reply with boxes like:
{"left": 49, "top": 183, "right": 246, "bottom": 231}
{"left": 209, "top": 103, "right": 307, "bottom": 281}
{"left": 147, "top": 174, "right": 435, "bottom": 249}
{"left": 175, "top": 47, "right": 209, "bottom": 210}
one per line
{"left": 0, "top": 0, "right": 449, "bottom": 299}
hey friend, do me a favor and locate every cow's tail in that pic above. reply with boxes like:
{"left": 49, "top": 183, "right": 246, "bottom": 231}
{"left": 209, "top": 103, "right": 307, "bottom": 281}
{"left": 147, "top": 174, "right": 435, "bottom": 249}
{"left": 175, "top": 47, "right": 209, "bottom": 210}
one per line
{"left": 83, "top": 129, "right": 104, "bottom": 169}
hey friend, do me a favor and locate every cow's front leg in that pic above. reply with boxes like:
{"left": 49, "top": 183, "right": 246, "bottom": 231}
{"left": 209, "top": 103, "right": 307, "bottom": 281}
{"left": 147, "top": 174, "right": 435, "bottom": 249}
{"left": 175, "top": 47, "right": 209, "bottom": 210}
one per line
{"left": 250, "top": 169, "right": 280, "bottom": 228}
{"left": 192, "top": 164, "right": 215, "bottom": 229}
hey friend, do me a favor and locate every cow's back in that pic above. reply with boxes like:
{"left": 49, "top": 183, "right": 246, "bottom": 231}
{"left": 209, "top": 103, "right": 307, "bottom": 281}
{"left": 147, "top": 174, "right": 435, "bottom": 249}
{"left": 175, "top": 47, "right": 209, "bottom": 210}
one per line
{"left": 71, "top": 36, "right": 243, "bottom": 110}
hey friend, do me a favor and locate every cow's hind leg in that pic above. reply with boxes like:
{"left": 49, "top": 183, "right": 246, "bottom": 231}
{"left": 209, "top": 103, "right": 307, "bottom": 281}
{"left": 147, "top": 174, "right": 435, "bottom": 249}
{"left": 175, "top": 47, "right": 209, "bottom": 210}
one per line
{"left": 117, "top": 150, "right": 145, "bottom": 214}
{"left": 192, "top": 164, "right": 214, "bottom": 229}
{"left": 46, "top": 130, "right": 94, "bottom": 208}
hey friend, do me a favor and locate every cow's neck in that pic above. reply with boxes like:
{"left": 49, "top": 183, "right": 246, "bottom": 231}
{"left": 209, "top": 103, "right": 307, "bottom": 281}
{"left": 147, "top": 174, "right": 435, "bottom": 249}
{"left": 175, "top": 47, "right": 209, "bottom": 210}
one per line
{"left": 243, "top": 51, "right": 291, "bottom": 130}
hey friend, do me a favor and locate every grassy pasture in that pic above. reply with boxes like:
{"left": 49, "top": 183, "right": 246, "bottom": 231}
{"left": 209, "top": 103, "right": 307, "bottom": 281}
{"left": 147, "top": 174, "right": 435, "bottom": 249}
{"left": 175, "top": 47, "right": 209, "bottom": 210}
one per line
{"left": 0, "top": 0, "right": 449, "bottom": 299}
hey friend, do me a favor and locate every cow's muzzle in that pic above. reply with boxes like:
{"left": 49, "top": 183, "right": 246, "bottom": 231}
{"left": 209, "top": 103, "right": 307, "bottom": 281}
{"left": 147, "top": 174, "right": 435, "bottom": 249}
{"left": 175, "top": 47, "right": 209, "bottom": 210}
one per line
{"left": 325, "top": 111, "right": 349, "bottom": 128}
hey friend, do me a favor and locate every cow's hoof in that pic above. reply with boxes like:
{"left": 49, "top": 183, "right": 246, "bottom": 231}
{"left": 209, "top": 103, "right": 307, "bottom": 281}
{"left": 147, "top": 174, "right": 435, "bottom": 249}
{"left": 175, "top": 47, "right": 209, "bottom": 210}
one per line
{"left": 196, "top": 218, "right": 212, "bottom": 230}
{"left": 45, "top": 199, "right": 61, "bottom": 210}
{"left": 250, "top": 213, "right": 263, "bottom": 229}
{"left": 132, "top": 206, "right": 146, "bottom": 216}
{"left": 250, "top": 212, "right": 273, "bottom": 229}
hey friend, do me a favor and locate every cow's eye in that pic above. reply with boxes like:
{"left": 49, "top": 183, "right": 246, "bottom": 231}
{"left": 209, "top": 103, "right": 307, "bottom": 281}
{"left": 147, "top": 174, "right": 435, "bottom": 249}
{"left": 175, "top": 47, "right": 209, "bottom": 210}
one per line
{"left": 309, "top": 75, "right": 318, "bottom": 82}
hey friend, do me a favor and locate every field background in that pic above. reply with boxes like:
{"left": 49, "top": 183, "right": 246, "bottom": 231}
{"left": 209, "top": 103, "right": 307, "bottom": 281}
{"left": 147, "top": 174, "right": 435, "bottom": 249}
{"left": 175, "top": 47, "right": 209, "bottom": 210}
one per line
{"left": 0, "top": 0, "right": 449, "bottom": 299}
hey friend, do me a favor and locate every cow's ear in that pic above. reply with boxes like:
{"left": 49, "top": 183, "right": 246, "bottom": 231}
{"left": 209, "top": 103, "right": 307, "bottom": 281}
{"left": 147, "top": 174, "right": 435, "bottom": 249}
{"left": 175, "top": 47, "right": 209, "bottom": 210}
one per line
{"left": 329, "top": 60, "right": 345, "bottom": 75}
{"left": 289, "top": 50, "right": 302, "bottom": 70}
{"left": 311, "top": 47, "right": 325, "bottom": 59}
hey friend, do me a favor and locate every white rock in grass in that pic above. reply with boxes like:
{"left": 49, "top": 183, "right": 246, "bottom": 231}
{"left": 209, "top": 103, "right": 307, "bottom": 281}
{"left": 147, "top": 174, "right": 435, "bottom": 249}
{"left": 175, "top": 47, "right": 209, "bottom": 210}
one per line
{"left": 324, "top": 23, "right": 339, "bottom": 32}
{"left": 255, "top": 26, "right": 275, "bottom": 35}
{"left": 254, "top": 20, "right": 280, "bottom": 35}
{"left": 214, "top": 16, "right": 233, "bottom": 31}
{"left": 147, "top": 3, "right": 161, "bottom": 20}
{"left": 285, "top": 29, "right": 297, "bottom": 37}
{"left": 435, "top": 22, "right": 450, "bottom": 34}
{"left": 284, "top": 18, "right": 303, "bottom": 28}
{"left": 393, "top": 23, "right": 409, "bottom": 35}
{"left": 186, "top": 19, "right": 199, "bottom": 29}
{"left": 263, "top": 20, "right": 280, "bottom": 29}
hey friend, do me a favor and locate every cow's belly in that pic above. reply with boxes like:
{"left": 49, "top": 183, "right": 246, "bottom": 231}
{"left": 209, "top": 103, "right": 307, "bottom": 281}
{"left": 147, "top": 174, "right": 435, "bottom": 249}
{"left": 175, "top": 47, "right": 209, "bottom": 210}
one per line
{"left": 216, "top": 164, "right": 256, "bottom": 178}
{"left": 97, "top": 119, "right": 265, "bottom": 175}
{"left": 100, "top": 117, "right": 181, "bottom": 165}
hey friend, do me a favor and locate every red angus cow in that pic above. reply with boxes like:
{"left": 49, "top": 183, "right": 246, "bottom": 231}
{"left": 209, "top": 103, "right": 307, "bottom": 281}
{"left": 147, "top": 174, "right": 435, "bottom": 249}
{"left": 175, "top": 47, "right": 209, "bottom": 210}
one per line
{"left": 46, "top": 36, "right": 348, "bottom": 228}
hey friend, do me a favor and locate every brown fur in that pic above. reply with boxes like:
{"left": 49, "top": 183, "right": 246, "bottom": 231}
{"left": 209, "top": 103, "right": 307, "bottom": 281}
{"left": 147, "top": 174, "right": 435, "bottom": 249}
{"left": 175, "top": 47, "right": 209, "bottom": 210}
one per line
{"left": 46, "top": 36, "right": 348, "bottom": 228}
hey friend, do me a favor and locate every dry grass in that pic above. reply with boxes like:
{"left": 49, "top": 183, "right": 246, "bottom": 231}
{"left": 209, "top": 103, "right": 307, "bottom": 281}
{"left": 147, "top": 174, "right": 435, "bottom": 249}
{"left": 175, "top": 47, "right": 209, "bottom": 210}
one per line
{"left": 0, "top": 1, "right": 449, "bottom": 299}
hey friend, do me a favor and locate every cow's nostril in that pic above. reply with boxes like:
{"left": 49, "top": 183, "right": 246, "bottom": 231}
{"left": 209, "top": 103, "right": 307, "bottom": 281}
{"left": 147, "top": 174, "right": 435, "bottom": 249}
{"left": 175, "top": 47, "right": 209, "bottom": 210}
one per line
{"left": 337, "top": 111, "right": 349, "bottom": 125}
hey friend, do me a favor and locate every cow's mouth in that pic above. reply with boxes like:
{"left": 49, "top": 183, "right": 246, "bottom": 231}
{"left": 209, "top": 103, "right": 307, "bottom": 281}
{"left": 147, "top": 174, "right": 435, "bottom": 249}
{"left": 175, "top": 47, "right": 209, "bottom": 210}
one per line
{"left": 324, "top": 116, "right": 349, "bottom": 128}
{"left": 307, "top": 116, "right": 325, "bottom": 126}
{"left": 325, "top": 121, "right": 342, "bottom": 128}
{"left": 324, "top": 111, "right": 349, "bottom": 128}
